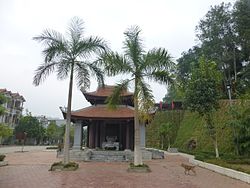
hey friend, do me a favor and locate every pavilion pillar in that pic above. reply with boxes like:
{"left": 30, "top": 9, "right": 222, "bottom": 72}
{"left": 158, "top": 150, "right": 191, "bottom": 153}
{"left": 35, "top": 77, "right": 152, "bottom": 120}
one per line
{"left": 140, "top": 123, "right": 145, "bottom": 148}
{"left": 89, "top": 123, "right": 95, "bottom": 148}
{"left": 126, "top": 124, "right": 130, "bottom": 149}
{"left": 73, "top": 121, "right": 82, "bottom": 150}
{"left": 95, "top": 123, "right": 99, "bottom": 148}
{"left": 100, "top": 122, "right": 105, "bottom": 147}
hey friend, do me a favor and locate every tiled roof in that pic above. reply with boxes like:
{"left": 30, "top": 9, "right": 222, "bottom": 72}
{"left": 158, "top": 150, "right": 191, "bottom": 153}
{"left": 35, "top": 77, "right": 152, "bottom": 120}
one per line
{"left": 83, "top": 85, "right": 133, "bottom": 97}
{"left": 0, "top": 88, "right": 25, "bottom": 101}
{"left": 70, "top": 105, "right": 134, "bottom": 119}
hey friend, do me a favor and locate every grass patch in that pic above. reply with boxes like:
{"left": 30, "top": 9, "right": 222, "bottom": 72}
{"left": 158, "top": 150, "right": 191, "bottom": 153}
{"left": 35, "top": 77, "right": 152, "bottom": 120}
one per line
{"left": 50, "top": 161, "right": 79, "bottom": 171}
{"left": 127, "top": 163, "right": 151, "bottom": 173}
{"left": 180, "top": 149, "right": 250, "bottom": 174}
{"left": 206, "top": 158, "right": 250, "bottom": 174}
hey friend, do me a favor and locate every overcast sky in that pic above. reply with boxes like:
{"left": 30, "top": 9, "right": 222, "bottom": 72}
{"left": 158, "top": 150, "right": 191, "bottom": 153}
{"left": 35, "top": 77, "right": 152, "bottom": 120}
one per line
{"left": 0, "top": 0, "right": 235, "bottom": 118}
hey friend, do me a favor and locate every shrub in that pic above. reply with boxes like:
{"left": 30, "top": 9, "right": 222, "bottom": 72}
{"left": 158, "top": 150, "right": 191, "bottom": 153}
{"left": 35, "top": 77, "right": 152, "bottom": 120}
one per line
{"left": 46, "top": 146, "right": 58, "bottom": 150}
{"left": 50, "top": 161, "right": 79, "bottom": 171}
{"left": 0, "top": 155, "right": 5, "bottom": 161}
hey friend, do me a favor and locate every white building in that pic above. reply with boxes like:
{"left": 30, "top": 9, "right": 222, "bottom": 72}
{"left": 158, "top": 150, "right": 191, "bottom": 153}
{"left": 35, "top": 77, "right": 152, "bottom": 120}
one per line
{"left": 0, "top": 89, "right": 25, "bottom": 128}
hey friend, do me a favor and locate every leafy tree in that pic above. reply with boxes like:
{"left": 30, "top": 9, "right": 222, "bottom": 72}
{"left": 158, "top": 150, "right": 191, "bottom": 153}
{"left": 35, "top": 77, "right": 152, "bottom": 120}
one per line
{"left": 185, "top": 57, "right": 221, "bottom": 158}
{"left": 33, "top": 17, "right": 107, "bottom": 164}
{"left": 233, "top": 0, "right": 250, "bottom": 95}
{"left": 233, "top": 0, "right": 250, "bottom": 62}
{"left": 15, "top": 115, "right": 45, "bottom": 144}
{"left": 196, "top": 2, "right": 241, "bottom": 96}
{"left": 100, "top": 26, "right": 174, "bottom": 165}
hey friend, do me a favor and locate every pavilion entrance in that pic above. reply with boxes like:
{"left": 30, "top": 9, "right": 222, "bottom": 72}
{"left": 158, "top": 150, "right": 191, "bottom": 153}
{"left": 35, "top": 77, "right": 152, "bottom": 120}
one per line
{"left": 86, "top": 120, "right": 134, "bottom": 150}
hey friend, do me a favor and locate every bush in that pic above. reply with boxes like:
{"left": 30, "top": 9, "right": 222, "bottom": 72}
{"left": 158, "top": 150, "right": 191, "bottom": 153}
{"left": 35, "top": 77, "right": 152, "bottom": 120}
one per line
{"left": 46, "top": 146, "right": 58, "bottom": 150}
{"left": 0, "top": 155, "right": 5, "bottom": 161}
{"left": 50, "top": 161, "right": 79, "bottom": 171}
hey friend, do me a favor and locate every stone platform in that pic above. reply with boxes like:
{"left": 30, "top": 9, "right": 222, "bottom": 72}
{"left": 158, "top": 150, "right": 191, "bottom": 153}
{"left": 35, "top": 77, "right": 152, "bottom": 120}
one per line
{"left": 57, "top": 148, "right": 164, "bottom": 162}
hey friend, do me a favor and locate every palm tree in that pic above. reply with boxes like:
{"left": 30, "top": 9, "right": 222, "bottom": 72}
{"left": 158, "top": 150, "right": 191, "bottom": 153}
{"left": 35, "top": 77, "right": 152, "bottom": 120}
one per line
{"left": 33, "top": 17, "right": 107, "bottom": 164}
{"left": 100, "top": 26, "right": 174, "bottom": 165}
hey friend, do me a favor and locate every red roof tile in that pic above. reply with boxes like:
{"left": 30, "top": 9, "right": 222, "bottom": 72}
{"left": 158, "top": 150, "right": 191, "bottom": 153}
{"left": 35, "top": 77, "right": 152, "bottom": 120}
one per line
{"left": 71, "top": 105, "right": 134, "bottom": 119}
{"left": 83, "top": 85, "right": 133, "bottom": 97}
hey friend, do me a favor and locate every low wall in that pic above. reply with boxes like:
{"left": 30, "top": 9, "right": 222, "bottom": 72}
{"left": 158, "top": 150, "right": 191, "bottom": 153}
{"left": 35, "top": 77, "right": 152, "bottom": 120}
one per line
{"left": 165, "top": 151, "right": 250, "bottom": 184}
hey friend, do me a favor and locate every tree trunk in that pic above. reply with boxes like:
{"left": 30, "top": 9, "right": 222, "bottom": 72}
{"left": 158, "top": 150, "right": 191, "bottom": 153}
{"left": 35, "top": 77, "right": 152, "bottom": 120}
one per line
{"left": 134, "top": 77, "right": 143, "bottom": 166}
{"left": 168, "top": 137, "right": 171, "bottom": 150}
{"left": 161, "top": 136, "right": 164, "bottom": 150}
{"left": 63, "top": 63, "right": 74, "bottom": 164}
{"left": 214, "top": 137, "right": 219, "bottom": 158}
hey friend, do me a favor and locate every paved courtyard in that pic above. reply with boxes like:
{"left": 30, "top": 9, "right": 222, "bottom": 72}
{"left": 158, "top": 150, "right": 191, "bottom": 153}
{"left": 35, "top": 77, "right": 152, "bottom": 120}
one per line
{"left": 0, "top": 147, "right": 249, "bottom": 188}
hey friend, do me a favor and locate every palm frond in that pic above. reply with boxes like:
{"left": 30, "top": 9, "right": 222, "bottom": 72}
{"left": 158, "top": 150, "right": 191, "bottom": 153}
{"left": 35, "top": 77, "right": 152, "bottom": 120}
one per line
{"left": 77, "top": 36, "right": 108, "bottom": 59}
{"left": 56, "top": 59, "right": 71, "bottom": 80}
{"left": 123, "top": 25, "right": 144, "bottom": 66}
{"left": 99, "top": 51, "right": 133, "bottom": 76}
{"left": 33, "top": 29, "right": 68, "bottom": 63}
{"left": 148, "top": 70, "right": 175, "bottom": 85}
{"left": 106, "top": 79, "right": 130, "bottom": 109}
{"left": 142, "top": 48, "right": 174, "bottom": 73}
{"left": 86, "top": 62, "right": 105, "bottom": 88}
{"left": 74, "top": 62, "right": 90, "bottom": 90}
{"left": 67, "top": 17, "right": 85, "bottom": 44}
{"left": 138, "top": 80, "right": 154, "bottom": 109}
{"left": 33, "top": 62, "right": 58, "bottom": 86}
{"left": 137, "top": 80, "right": 155, "bottom": 121}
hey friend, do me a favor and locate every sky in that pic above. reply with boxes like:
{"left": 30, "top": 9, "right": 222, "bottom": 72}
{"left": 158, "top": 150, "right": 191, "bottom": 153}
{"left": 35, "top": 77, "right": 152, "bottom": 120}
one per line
{"left": 0, "top": 0, "right": 235, "bottom": 118}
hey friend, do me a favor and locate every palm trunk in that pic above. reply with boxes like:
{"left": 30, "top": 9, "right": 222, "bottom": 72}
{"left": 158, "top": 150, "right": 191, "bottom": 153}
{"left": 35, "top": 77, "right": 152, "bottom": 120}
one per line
{"left": 134, "top": 77, "right": 143, "bottom": 166}
{"left": 63, "top": 63, "right": 74, "bottom": 164}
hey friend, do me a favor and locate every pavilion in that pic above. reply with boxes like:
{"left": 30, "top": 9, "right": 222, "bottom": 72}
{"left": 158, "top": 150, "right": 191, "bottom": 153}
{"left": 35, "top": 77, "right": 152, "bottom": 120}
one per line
{"left": 61, "top": 85, "right": 146, "bottom": 151}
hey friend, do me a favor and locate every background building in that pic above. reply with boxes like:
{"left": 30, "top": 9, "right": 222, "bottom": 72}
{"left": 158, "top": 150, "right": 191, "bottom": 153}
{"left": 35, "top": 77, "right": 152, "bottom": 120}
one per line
{"left": 0, "top": 89, "right": 25, "bottom": 128}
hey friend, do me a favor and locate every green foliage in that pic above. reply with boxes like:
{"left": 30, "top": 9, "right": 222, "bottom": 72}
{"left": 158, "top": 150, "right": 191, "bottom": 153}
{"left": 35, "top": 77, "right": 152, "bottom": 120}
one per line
{"left": 15, "top": 115, "right": 45, "bottom": 142}
{"left": 163, "top": 84, "right": 185, "bottom": 103}
{"left": 233, "top": 0, "right": 250, "bottom": 62}
{"left": 174, "top": 101, "right": 250, "bottom": 155}
{"left": 146, "top": 110, "right": 184, "bottom": 150}
{"left": 0, "top": 93, "right": 7, "bottom": 116}
{"left": 205, "top": 158, "right": 250, "bottom": 174}
{"left": 0, "top": 124, "right": 13, "bottom": 138}
{"left": 50, "top": 161, "right": 79, "bottom": 171}
{"left": 185, "top": 58, "right": 221, "bottom": 115}
{"left": 159, "top": 122, "right": 174, "bottom": 149}
{"left": 0, "top": 155, "right": 6, "bottom": 161}
{"left": 226, "top": 101, "right": 250, "bottom": 156}
{"left": 46, "top": 121, "right": 64, "bottom": 144}
{"left": 177, "top": 0, "right": 250, "bottom": 98}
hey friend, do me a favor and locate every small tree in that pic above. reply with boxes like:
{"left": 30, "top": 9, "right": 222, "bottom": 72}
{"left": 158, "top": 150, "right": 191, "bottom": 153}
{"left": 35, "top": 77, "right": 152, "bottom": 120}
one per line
{"left": 159, "top": 122, "right": 174, "bottom": 150}
{"left": 0, "top": 124, "right": 13, "bottom": 143}
{"left": 46, "top": 121, "right": 58, "bottom": 144}
{"left": 185, "top": 57, "right": 221, "bottom": 158}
